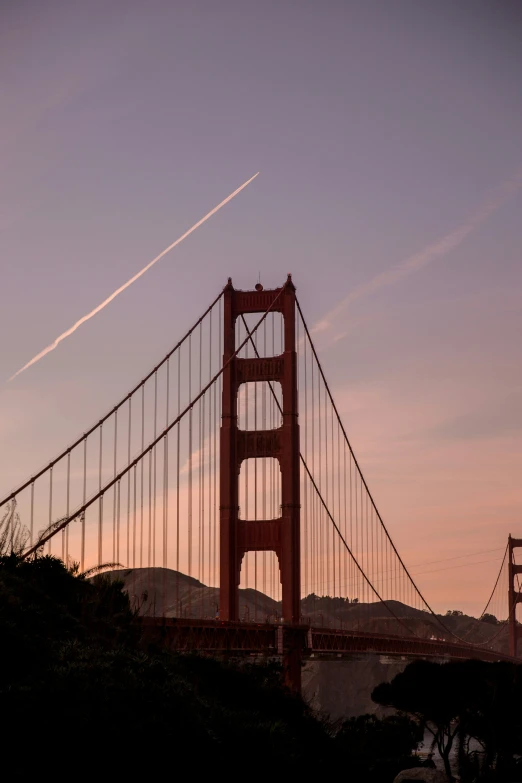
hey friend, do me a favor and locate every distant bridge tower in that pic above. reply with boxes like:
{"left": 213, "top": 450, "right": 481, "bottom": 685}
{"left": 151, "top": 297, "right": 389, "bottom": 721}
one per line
{"left": 219, "top": 276, "right": 301, "bottom": 630}
{"left": 508, "top": 535, "right": 522, "bottom": 657}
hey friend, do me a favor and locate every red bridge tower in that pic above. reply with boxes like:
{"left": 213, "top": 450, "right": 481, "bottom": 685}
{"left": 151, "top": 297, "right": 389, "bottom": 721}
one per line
{"left": 219, "top": 276, "right": 301, "bottom": 627}
{"left": 508, "top": 535, "right": 522, "bottom": 658}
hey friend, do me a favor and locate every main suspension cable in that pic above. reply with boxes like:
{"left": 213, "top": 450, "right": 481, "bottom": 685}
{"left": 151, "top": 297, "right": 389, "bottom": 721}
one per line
{"left": 1, "top": 290, "right": 225, "bottom": 507}
{"left": 22, "top": 284, "right": 288, "bottom": 558}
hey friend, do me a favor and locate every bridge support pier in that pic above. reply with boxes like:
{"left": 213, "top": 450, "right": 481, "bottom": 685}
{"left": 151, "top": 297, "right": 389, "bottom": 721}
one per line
{"left": 282, "top": 628, "right": 303, "bottom": 693}
{"left": 283, "top": 648, "right": 302, "bottom": 693}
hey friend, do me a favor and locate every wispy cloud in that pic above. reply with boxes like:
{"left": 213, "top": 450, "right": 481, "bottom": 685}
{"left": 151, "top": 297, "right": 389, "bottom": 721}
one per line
{"left": 8, "top": 173, "right": 259, "bottom": 382}
{"left": 313, "top": 166, "right": 522, "bottom": 334}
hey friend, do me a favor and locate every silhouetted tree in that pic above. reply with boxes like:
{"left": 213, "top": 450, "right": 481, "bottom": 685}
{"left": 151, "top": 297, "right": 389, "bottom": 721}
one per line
{"left": 0, "top": 500, "right": 29, "bottom": 555}
{"left": 373, "top": 660, "right": 474, "bottom": 779}
{"left": 480, "top": 613, "right": 499, "bottom": 625}
{"left": 373, "top": 659, "right": 522, "bottom": 782}
{"left": 0, "top": 553, "right": 334, "bottom": 779}
{"left": 334, "top": 713, "right": 423, "bottom": 782}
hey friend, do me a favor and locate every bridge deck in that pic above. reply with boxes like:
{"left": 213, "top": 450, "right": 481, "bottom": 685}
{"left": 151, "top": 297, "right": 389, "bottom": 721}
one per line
{"left": 141, "top": 617, "right": 517, "bottom": 664}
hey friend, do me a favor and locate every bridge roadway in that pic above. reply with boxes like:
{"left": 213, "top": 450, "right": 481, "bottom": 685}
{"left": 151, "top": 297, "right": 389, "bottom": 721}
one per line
{"left": 141, "top": 617, "right": 517, "bottom": 666}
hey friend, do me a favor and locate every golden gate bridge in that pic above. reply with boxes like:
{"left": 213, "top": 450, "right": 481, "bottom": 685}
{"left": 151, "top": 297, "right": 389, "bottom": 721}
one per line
{"left": 1, "top": 276, "right": 520, "bottom": 691}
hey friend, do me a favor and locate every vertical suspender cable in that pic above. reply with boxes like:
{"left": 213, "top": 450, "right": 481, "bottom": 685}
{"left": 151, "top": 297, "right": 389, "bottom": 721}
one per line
{"left": 98, "top": 424, "right": 103, "bottom": 565}
{"left": 153, "top": 371, "right": 158, "bottom": 569}
{"left": 343, "top": 440, "right": 350, "bottom": 598}
{"left": 199, "top": 323, "right": 203, "bottom": 591}
{"left": 297, "top": 314, "right": 304, "bottom": 597}
{"left": 140, "top": 386, "right": 145, "bottom": 568}
{"left": 81, "top": 439, "right": 87, "bottom": 571}
{"left": 311, "top": 345, "right": 315, "bottom": 608}
{"left": 208, "top": 310, "right": 212, "bottom": 605}
{"left": 132, "top": 461, "right": 136, "bottom": 570}
{"left": 48, "top": 466, "right": 53, "bottom": 555}
{"left": 331, "top": 400, "right": 335, "bottom": 603}
{"left": 30, "top": 482, "right": 34, "bottom": 549}
{"left": 148, "top": 447, "right": 152, "bottom": 569}
{"left": 65, "top": 450, "right": 71, "bottom": 564}
{"left": 188, "top": 333, "right": 193, "bottom": 616}
{"left": 176, "top": 347, "right": 181, "bottom": 612}
{"left": 213, "top": 299, "right": 220, "bottom": 592}
{"left": 127, "top": 398, "right": 132, "bottom": 567}
{"left": 337, "top": 418, "right": 341, "bottom": 603}
{"left": 162, "top": 357, "right": 170, "bottom": 614}
{"left": 116, "top": 479, "right": 121, "bottom": 567}
{"left": 197, "top": 387, "right": 202, "bottom": 596}
{"left": 147, "top": 445, "right": 152, "bottom": 608}
{"left": 113, "top": 412, "right": 118, "bottom": 562}
{"left": 317, "top": 362, "right": 324, "bottom": 596}
{"left": 133, "top": 463, "right": 137, "bottom": 584}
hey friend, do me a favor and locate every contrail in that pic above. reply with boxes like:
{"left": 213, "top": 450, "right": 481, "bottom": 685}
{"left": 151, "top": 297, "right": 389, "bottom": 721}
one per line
{"left": 9, "top": 172, "right": 260, "bottom": 381}
{"left": 313, "top": 166, "right": 522, "bottom": 334}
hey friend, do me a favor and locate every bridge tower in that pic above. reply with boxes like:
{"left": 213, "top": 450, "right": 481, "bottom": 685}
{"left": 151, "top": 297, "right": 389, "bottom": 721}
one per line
{"left": 508, "top": 535, "right": 522, "bottom": 658}
{"left": 219, "top": 276, "right": 301, "bottom": 633}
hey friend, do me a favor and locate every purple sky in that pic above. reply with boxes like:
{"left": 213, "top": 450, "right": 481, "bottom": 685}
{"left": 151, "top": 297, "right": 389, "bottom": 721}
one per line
{"left": 1, "top": 0, "right": 521, "bottom": 614}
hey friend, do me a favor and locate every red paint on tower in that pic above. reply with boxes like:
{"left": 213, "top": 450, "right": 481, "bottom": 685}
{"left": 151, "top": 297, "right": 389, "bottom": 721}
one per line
{"left": 219, "top": 276, "right": 301, "bottom": 688}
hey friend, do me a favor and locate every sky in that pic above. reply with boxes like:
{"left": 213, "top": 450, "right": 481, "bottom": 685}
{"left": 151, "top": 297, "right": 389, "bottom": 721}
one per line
{"left": 1, "top": 0, "right": 521, "bottom": 615}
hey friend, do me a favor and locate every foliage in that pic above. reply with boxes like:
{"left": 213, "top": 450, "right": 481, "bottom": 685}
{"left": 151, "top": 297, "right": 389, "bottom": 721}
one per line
{"left": 372, "top": 659, "right": 522, "bottom": 782}
{"left": 302, "top": 593, "right": 359, "bottom": 609}
{"left": 445, "top": 609, "right": 464, "bottom": 616}
{"left": 480, "top": 613, "right": 499, "bottom": 625}
{"left": 0, "top": 553, "right": 433, "bottom": 780}
{"left": 373, "top": 660, "right": 466, "bottom": 779}
{"left": 334, "top": 713, "right": 424, "bottom": 782}
{"left": 0, "top": 554, "right": 334, "bottom": 779}
{"left": 0, "top": 500, "right": 29, "bottom": 555}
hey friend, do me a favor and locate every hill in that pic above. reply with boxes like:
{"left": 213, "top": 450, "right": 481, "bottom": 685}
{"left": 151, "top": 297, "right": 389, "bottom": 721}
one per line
{"left": 100, "top": 566, "right": 509, "bottom": 653}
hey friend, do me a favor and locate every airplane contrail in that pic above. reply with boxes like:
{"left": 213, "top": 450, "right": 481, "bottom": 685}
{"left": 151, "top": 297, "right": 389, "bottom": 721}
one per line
{"left": 312, "top": 166, "right": 522, "bottom": 335}
{"left": 9, "top": 172, "right": 260, "bottom": 381}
